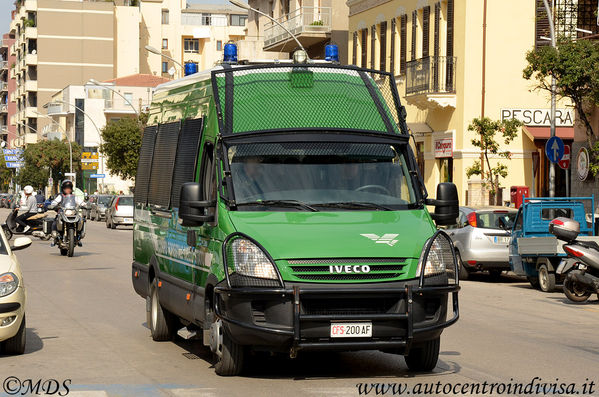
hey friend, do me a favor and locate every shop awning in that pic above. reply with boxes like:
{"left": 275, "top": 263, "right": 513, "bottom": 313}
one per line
{"left": 522, "top": 126, "right": 574, "bottom": 140}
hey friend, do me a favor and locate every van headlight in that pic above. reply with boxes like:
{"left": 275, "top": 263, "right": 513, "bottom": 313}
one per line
{"left": 0, "top": 273, "right": 19, "bottom": 297}
{"left": 226, "top": 238, "right": 278, "bottom": 280}
{"left": 416, "top": 232, "right": 457, "bottom": 285}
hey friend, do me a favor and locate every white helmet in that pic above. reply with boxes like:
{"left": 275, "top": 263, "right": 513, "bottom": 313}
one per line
{"left": 24, "top": 185, "right": 34, "bottom": 195}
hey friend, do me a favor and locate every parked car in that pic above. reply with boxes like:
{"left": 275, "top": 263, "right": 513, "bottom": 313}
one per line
{"left": 447, "top": 206, "right": 518, "bottom": 280}
{"left": 90, "top": 195, "right": 113, "bottom": 221}
{"left": 0, "top": 228, "right": 32, "bottom": 355}
{"left": 105, "top": 195, "right": 133, "bottom": 229}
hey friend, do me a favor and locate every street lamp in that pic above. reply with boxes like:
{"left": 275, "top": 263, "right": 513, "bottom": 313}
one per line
{"left": 44, "top": 100, "right": 106, "bottom": 192}
{"left": 144, "top": 45, "right": 184, "bottom": 78}
{"left": 542, "top": 0, "right": 557, "bottom": 198}
{"left": 228, "top": 0, "right": 309, "bottom": 60}
{"left": 34, "top": 110, "right": 72, "bottom": 175}
{"left": 87, "top": 79, "right": 139, "bottom": 115}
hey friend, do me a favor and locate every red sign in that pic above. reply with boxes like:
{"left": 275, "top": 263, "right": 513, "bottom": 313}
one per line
{"left": 558, "top": 144, "right": 570, "bottom": 170}
{"left": 434, "top": 138, "right": 453, "bottom": 158}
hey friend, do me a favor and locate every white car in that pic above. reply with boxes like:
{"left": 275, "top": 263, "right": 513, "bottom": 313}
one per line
{"left": 0, "top": 232, "right": 32, "bottom": 355}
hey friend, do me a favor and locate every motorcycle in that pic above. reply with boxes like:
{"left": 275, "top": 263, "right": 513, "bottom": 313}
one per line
{"left": 49, "top": 195, "right": 86, "bottom": 257}
{"left": 3, "top": 203, "right": 48, "bottom": 240}
{"left": 550, "top": 217, "right": 599, "bottom": 303}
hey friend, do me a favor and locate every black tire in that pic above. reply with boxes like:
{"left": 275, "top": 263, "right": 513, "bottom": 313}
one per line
{"left": 538, "top": 264, "right": 556, "bottom": 292}
{"left": 563, "top": 278, "right": 591, "bottom": 303}
{"left": 60, "top": 248, "right": 68, "bottom": 256}
{"left": 2, "top": 315, "right": 26, "bottom": 355}
{"left": 489, "top": 269, "right": 502, "bottom": 279}
{"left": 3, "top": 226, "right": 13, "bottom": 241}
{"left": 206, "top": 302, "right": 244, "bottom": 376}
{"left": 457, "top": 252, "right": 469, "bottom": 280}
{"left": 527, "top": 276, "right": 540, "bottom": 289}
{"left": 105, "top": 217, "right": 111, "bottom": 229}
{"left": 405, "top": 337, "right": 440, "bottom": 372}
{"left": 67, "top": 228, "right": 75, "bottom": 257}
{"left": 147, "top": 279, "right": 176, "bottom": 341}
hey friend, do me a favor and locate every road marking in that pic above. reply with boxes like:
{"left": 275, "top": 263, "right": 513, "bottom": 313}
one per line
{"left": 168, "top": 388, "right": 219, "bottom": 397}
{"left": 67, "top": 392, "right": 109, "bottom": 397}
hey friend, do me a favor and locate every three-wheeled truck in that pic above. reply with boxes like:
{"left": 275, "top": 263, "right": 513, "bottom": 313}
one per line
{"left": 509, "top": 196, "right": 597, "bottom": 291}
{"left": 131, "top": 45, "right": 461, "bottom": 376}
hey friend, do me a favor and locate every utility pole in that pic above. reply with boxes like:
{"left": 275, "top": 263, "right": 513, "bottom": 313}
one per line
{"left": 543, "top": 0, "right": 557, "bottom": 197}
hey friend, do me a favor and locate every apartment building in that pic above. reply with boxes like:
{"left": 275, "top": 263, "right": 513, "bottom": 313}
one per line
{"left": 1, "top": 32, "right": 17, "bottom": 147}
{"left": 348, "top": 0, "right": 586, "bottom": 204}
{"left": 114, "top": 0, "right": 249, "bottom": 79}
{"left": 46, "top": 74, "right": 170, "bottom": 193}
{"left": 8, "top": 0, "right": 115, "bottom": 146}
{"left": 247, "top": 0, "right": 349, "bottom": 62}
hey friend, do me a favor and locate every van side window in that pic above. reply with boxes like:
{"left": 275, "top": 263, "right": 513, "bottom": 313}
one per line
{"left": 200, "top": 143, "right": 216, "bottom": 201}
{"left": 170, "top": 118, "right": 204, "bottom": 208}
{"left": 148, "top": 121, "right": 181, "bottom": 209}
{"left": 134, "top": 125, "right": 158, "bottom": 206}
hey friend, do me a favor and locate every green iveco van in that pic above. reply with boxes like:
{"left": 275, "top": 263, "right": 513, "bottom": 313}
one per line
{"left": 132, "top": 50, "right": 460, "bottom": 376}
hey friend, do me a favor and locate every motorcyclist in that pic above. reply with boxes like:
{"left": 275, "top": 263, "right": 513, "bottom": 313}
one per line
{"left": 15, "top": 185, "right": 38, "bottom": 233}
{"left": 48, "top": 180, "right": 85, "bottom": 242}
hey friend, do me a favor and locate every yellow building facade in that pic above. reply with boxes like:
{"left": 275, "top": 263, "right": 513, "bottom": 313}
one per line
{"left": 348, "top": 0, "right": 573, "bottom": 204}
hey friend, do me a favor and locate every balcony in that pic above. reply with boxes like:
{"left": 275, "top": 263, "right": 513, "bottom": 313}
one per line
{"left": 264, "top": 7, "right": 331, "bottom": 52}
{"left": 25, "top": 53, "right": 37, "bottom": 65}
{"left": 0, "top": 104, "right": 7, "bottom": 113}
{"left": 0, "top": 39, "right": 5, "bottom": 48}
{"left": 24, "top": 27, "right": 37, "bottom": 40}
{"left": 46, "top": 102, "right": 68, "bottom": 116}
{"left": 25, "top": 133, "right": 38, "bottom": 144}
{"left": 1, "top": 61, "right": 7, "bottom": 70}
{"left": 24, "top": 0, "right": 37, "bottom": 12}
{"left": 24, "top": 106, "right": 38, "bottom": 118}
{"left": 25, "top": 80, "right": 36, "bottom": 91}
{"left": 0, "top": 82, "right": 7, "bottom": 91}
{"left": 405, "top": 56, "right": 457, "bottom": 109}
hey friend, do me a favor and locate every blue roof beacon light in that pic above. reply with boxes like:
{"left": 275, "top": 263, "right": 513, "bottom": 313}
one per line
{"left": 223, "top": 42, "right": 238, "bottom": 64}
{"left": 184, "top": 62, "right": 198, "bottom": 76}
{"left": 325, "top": 44, "right": 339, "bottom": 63}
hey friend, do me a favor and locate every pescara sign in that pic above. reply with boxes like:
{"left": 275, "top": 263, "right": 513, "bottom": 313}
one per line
{"left": 434, "top": 138, "right": 453, "bottom": 158}
{"left": 500, "top": 108, "right": 574, "bottom": 127}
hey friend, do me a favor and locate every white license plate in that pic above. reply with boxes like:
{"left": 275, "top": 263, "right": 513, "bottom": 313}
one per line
{"left": 494, "top": 236, "right": 510, "bottom": 244}
{"left": 124, "top": 218, "right": 133, "bottom": 223}
{"left": 330, "top": 322, "right": 372, "bottom": 338}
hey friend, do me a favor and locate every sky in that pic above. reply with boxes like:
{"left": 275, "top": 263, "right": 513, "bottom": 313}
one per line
{"left": 0, "top": 0, "right": 244, "bottom": 36}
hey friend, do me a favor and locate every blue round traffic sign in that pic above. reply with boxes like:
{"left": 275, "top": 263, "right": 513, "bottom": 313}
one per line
{"left": 545, "top": 136, "right": 565, "bottom": 163}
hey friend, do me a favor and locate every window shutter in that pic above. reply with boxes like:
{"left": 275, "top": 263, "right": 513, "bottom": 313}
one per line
{"left": 390, "top": 18, "right": 396, "bottom": 75}
{"left": 422, "top": 6, "right": 430, "bottom": 58}
{"left": 371, "top": 25, "right": 376, "bottom": 69}
{"left": 361, "top": 28, "right": 368, "bottom": 67}
{"left": 434, "top": 2, "right": 441, "bottom": 57}
{"left": 411, "top": 11, "right": 417, "bottom": 60}
{"left": 446, "top": 0, "right": 454, "bottom": 58}
{"left": 400, "top": 14, "right": 407, "bottom": 74}
{"left": 352, "top": 31, "right": 358, "bottom": 65}
{"left": 380, "top": 21, "right": 387, "bottom": 71}
{"left": 535, "top": 0, "right": 550, "bottom": 48}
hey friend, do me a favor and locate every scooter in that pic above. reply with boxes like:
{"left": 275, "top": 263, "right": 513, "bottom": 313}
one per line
{"left": 549, "top": 217, "right": 599, "bottom": 303}
{"left": 3, "top": 204, "right": 49, "bottom": 240}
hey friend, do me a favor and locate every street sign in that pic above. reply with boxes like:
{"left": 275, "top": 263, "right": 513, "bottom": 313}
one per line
{"left": 545, "top": 136, "right": 565, "bottom": 163}
{"left": 6, "top": 162, "right": 24, "bottom": 168}
{"left": 89, "top": 174, "right": 105, "bottom": 179}
{"left": 3, "top": 155, "right": 19, "bottom": 162}
{"left": 3, "top": 148, "right": 23, "bottom": 155}
{"left": 81, "top": 152, "right": 99, "bottom": 170}
{"left": 558, "top": 145, "right": 571, "bottom": 170}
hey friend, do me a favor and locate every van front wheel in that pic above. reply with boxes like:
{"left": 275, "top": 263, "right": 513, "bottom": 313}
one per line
{"left": 207, "top": 308, "right": 244, "bottom": 376}
{"left": 147, "top": 279, "right": 176, "bottom": 341}
{"left": 404, "top": 337, "right": 440, "bottom": 372}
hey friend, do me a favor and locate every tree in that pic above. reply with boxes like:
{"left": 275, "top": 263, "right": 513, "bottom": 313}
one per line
{"left": 100, "top": 116, "right": 144, "bottom": 181}
{"left": 0, "top": 156, "right": 13, "bottom": 191}
{"left": 18, "top": 140, "right": 81, "bottom": 190}
{"left": 466, "top": 117, "right": 522, "bottom": 202}
{"left": 523, "top": 38, "right": 599, "bottom": 173}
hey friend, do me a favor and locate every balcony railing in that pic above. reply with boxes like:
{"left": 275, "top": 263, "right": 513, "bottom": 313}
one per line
{"left": 0, "top": 104, "right": 7, "bottom": 113}
{"left": 405, "top": 56, "right": 457, "bottom": 96}
{"left": 264, "top": 6, "right": 331, "bottom": 48}
{"left": 0, "top": 125, "right": 8, "bottom": 135}
{"left": 0, "top": 61, "right": 7, "bottom": 69}
{"left": 0, "top": 82, "right": 7, "bottom": 91}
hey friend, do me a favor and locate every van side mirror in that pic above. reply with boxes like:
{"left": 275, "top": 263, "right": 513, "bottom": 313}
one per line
{"left": 179, "top": 182, "right": 215, "bottom": 227}
{"left": 426, "top": 183, "right": 459, "bottom": 226}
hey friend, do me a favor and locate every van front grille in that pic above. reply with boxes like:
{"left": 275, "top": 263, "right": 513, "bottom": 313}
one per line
{"left": 287, "top": 258, "right": 407, "bottom": 282}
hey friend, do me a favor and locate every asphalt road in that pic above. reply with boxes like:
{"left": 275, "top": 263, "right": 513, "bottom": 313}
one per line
{"left": 1, "top": 208, "right": 599, "bottom": 396}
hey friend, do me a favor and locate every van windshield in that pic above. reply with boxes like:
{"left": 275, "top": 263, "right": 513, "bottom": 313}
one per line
{"left": 227, "top": 142, "right": 418, "bottom": 211}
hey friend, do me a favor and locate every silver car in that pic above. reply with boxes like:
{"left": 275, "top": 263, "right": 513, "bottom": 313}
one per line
{"left": 90, "top": 194, "right": 114, "bottom": 221}
{"left": 447, "top": 206, "right": 517, "bottom": 279}
{"left": 105, "top": 195, "right": 133, "bottom": 229}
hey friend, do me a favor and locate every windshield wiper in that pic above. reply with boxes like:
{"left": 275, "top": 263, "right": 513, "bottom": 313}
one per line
{"left": 236, "top": 200, "right": 319, "bottom": 212}
{"left": 313, "top": 202, "right": 393, "bottom": 211}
